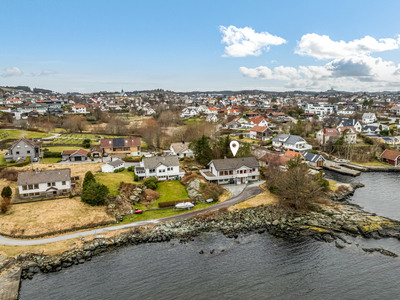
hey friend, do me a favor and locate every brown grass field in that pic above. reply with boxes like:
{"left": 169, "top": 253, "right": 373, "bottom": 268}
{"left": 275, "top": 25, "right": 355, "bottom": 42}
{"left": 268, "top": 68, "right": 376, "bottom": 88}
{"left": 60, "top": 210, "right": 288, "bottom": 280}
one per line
{"left": 229, "top": 184, "right": 278, "bottom": 210}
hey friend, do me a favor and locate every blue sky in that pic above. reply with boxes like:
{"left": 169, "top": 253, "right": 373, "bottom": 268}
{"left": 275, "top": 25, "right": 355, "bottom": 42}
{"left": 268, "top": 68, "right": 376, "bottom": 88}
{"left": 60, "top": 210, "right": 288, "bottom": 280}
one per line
{"left": 1, "top": 0, "right": 400, "bottom": 93}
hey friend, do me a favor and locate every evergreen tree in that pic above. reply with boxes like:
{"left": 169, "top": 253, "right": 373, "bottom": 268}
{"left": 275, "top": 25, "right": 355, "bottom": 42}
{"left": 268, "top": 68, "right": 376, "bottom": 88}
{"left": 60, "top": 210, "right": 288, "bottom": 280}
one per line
{"left": 190, "top": 135, "right": 213, "bottom": 166}
{"left": 81, "top": 182, "right": 109, "bottom": 206}
{"left": 237, "top": 143, "right": 252, "bottom": 158}
{"left": 1, "top": 186, "right": 12, "bottom": 199}
{"left": 82, "top": 171, "right": 95, "bottom": 190}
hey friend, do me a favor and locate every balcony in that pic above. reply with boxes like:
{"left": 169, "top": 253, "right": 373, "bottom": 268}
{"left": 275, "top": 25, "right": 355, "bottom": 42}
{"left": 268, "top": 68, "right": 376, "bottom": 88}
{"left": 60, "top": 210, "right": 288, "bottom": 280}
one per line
{"left": 200, "top": 169, "right": 260, "bottom": 181}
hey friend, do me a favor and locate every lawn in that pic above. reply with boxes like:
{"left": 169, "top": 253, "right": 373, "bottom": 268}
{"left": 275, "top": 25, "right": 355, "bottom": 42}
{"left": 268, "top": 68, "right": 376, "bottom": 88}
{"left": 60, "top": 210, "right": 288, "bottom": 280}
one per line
{"left": 95, "top": 169, "right": 138, "bottom": 195}
{"left": 232, "top": 136, "right": 256, "bottom": 144}
{"left": 0, "top": 129, "right": 51, "bottom": 140}
{"left": 0, "top": 153, "right": 6, "bottom": 165}
{"left": 183, "top": 118, "right": 204, "bottom": 125}
{"left": 40, "top": 157, "right": 62, "bottom": 164}
{"left": 117, "top": 202, "right": 216, "bottom": 224}
{"left": 352, "top": 161, "right": 390, "bottom": 167}
{"left": 141, "top": 141, "right": 148, "bottom": 148}
{"left": 149, "top": 180, "right": 190, "bottom": 208}
{"left": 42, "top": 146, "right": 82, "bottom": 152}
{"left": 0, "top": 197, "right": 113, "bottom": 236}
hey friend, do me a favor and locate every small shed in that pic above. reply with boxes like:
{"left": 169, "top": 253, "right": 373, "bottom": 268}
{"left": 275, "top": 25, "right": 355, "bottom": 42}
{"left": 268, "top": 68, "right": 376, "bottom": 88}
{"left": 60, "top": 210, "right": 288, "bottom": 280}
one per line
{"left": 380, "top": 149, "right": 400, "bottom": 167}
{"left": 304, "top": 152, "right": 325, "bottom": 167}
{"left": 101, "top": 159, "right": 125, "bottom": 173}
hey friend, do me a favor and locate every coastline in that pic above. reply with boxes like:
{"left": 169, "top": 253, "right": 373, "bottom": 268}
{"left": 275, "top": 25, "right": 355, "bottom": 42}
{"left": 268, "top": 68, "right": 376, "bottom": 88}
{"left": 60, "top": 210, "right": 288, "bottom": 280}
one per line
{"left": 2, "top": 182, "right": 400, "bottom": 282}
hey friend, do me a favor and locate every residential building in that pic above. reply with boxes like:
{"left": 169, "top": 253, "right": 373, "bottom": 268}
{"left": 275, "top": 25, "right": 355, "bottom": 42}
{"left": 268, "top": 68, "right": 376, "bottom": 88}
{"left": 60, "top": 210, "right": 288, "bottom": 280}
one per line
{"left": 200, "top": 157, "right": 260, "bottom": 185}
{"left": 72, "top": 105, "right": 86, "bottom": 114}
{"left": 316, "top": 128, "right": 339, "bottom": 145}
{"left": 249, "top": 126, "right": 271, "bottom": 141}
{"left": 100, "top": 137, "right": 141, "bottom": 157}
{"left": 303, "top": 103, "right": 337, "bottom": 116}
{"left": 249, "top": 116, "right": 269, "bottom": 127}
{"left": 272, "top": 134, "right": 312, "bottom": 152}
{"left": 170, "top": 142, "right": 194, "bottom": 158}
{"left": 18, "top": 168, "right": 72, "bottom": 199}
{"left": 61, "top": 149, "right": 89, "bottom": 162}
{"left": 180, "top": 107, "right": 199, "bottom": 118}
{"left": 134, "top": 155, "right": 185, "bottom": 180}
{"left": 4, "top": 137, "right": 43, "bottom": 162}
{"left": 101, "top": 159, "right": 125, "bottom": 173}
{"left": 380, "top": 149, "right": 400, "bottom": 167}
{"left": 362, "top": 113, "right": 377, "bottom": 124}
{"left": 363, "top": 125, "right": 380, "bottom": 136}
{"left": 337, "top": 119, "right": 362, "bottom": 132}
{"left": 206, "top": 114, "right": 218, "bottom": 122}
{"left": 303, "top": 152, "right": 325, "bottom": 167}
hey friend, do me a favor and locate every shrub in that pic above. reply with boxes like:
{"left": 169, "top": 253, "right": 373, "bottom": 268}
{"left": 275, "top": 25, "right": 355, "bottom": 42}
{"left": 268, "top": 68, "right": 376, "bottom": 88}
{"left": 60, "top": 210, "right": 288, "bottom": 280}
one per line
{"left": 200, "top": 182, "right": 224, "bottom": 201}
{"left": 81, "top": 181, "right": 109, "bottom": 206}
{"left": 180, "top": 157, "right": 184, "bottom": 161}
{"left": 43, "top": 151, "right": 62, "bottom": 158}
{"left": 83, "top": 171, "right": 95, "bottom": 190}
{"left": 0, "top": 197, "right": 12, "bottom": 214}
{"left": 144, "top": 177, "right": 158, "bottom": 190}
{"left": 134, "top": 174, "right": 140, "bottom": 182}
{"left": 308, "top": 149, "right": 319, "bottom": 154}
{"left": 1, "top": 186, "right": 12, "bottom": 198}
{"left": 239, "top": 134, "right": 244, "bottom": 139}
{"left": 9, "top": 160, "right": 15, "bottom": 163}
{"left": 113, "top": 167, "right": 125, "bottom": 173}
{"left": 127, "top": 166, "right": 135, "bottom": 172}
{"left": 69, "top": 194, "right": 74, "bottom": 198}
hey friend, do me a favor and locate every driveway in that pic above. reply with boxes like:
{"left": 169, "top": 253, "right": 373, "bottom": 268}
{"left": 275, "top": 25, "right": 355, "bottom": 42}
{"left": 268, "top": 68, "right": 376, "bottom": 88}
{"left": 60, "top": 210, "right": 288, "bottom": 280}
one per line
{"left": 0, "top": 182, "right": 264, "bottom": 246}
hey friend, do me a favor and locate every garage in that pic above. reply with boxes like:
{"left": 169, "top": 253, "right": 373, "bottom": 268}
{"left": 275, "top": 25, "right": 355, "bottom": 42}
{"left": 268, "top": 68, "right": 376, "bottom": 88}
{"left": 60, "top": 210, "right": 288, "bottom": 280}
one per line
{"left": 93, "top": 154, "right": 99, "bottom": 158}
{"left": 75, "top": 156, "right": 82, "bottom": 161}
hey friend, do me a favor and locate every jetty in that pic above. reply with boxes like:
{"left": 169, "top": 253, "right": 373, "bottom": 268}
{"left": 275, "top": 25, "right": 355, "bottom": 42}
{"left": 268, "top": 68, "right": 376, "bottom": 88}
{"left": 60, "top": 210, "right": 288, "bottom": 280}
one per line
{"left": 323, "top": 161, "right": 361, "bottom": 176}
{"left": 0, "top": 266, "right": 22, "bottom": 300}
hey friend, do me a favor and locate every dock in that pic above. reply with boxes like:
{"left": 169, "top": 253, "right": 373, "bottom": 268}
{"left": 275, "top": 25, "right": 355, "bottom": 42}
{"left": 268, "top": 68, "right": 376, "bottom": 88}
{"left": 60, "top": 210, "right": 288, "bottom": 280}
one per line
{"left": 0, "top": 267, "right": 22, "bottom": 300}
{"left": 323, "top": 161, "right": 361, "bottom": 176}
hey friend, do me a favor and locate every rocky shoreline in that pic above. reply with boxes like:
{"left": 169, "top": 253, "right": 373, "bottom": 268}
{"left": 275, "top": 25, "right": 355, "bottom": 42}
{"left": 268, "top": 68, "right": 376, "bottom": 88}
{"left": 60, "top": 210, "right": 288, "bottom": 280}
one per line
{"left": 2, "top": 182, "right": 400, "bottom": 280}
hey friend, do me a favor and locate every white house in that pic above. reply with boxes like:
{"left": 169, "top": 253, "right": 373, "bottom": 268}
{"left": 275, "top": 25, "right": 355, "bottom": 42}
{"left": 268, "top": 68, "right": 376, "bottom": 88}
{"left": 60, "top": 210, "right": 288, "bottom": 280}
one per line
{"left": 180, "top": 107, "right": 199, "bottom": 118}
{"left": 337, "top": 119, "right": 362, "bottom": 132}
{"left": 200, "top": 157, "right": 260, "bottom": 185}
{"left": 249, "top": 116, "right": 269, "bottom": 127}
{"left": 303, "top": 103, "right": 338, "bottom": 116}
{"left": 17, "top": 168, "right": 72, "bottom": 199}
{"left": 362, "top": 113, "right": 377, "bottom": 124}
{"left": 101, "top": 159, "right": 125, "bottom": 173}
{"left": 170, "top": 142, "right": 194, "bottom": 158}
{"left": 72, "top": 105, "right": 87, "bottom": 114}
{"left": 135, "top": 155, "right": 185, "bottom": 181}
{"left": 206, "top": 114, "right": 218, "bottom": 122}
{"left": 272, "top": 134, "right": 312, "bottom": 152}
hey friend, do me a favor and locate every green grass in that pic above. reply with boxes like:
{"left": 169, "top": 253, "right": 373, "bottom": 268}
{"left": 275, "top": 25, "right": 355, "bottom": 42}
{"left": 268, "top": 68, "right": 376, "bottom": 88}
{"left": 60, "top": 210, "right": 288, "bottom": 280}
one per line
{"left": 183, "top": 118, "right": 204, "bottom": 124}
{"left": 0, "top": 129, "right": 51, "bottom": 140}
{"left": 40, "top": 157, "right": 62, "bottom": 164}
{"left": 42, "top": 146, "right": 82, "bottom": 152}
{"left": 231, "top": 136, "right": 256, "bottom": 144}
{"left": 141, "top": 141, "right": 148, "bottom": 148}
{"left": 0, "top": 153, "right": 6, "bottom": 165}
{"left": 327, "top": 179, "right": 339, "bottom": 192}
{"left": 95, "top": 169, "right": 139, "bottom": 195}
{"left": 117, "top": 202, "right": 216, "bottom": 224}
{"left": 148, "top": 181, "right": 190, "bottom": 209}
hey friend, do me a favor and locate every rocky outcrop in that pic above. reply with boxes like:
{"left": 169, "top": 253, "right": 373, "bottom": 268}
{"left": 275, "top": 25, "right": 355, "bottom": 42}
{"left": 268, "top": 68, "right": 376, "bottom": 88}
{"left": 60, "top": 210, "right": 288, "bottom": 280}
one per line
{"left": 186, "top": 179, "right": 204, "bottom": 202}
{"left": 326, "top": 182, "right": 364, "bottom": 202}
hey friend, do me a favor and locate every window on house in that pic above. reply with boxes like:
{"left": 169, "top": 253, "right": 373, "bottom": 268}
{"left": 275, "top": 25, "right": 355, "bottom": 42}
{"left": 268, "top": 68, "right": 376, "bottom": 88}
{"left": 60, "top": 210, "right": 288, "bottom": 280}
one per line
{"left": 150, "top": 169, "right": 155, "bottom": 173}
{"left": 16, "top": 151, "right": 19, "bottom": 154}
{"left": 48, "top": 183, "right": 51, "bottom": 187}
{"left": 27, "top": 150, "right": 30, "bottom": 154}
{"left": 34, "top": 184, "right": 39, "bottom": 189}
{"left": 22, "top": 185, "right": 28, "bottom": 190}
{"left": 110, "top": 148, "right": 112, "bottom": 151}
{"left": 28, "top": 185, "right": 33, "bottom": 190}
{"left": 123, "top": 147, "right": 129, "bottom": 151}
{"left": 52, "top": 182, "right": 56, "bottom": 186}
{"left": 62, "top": 181, "right": 66, "bottom": 185}
{"left": 35, "top": 192, "right": 40, "bottom": 196}
{"left": 219, "top": 171, "right": 223, "bottom": 176}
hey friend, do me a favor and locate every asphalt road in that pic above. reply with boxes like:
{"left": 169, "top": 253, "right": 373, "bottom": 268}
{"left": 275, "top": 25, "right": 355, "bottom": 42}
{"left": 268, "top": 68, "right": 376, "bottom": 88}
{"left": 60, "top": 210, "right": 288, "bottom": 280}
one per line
{"left": 0, "top": 182, "right": 264, "bottom": 246}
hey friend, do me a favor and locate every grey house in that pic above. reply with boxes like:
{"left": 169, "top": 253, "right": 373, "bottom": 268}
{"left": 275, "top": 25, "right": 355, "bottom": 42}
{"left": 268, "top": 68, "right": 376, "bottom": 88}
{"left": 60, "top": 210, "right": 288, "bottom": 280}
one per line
{"left": 61, "top": 149, "right": 89, "bottom": 162}
{"left": 4, "top": 137, "right": 43, "bottom": 162}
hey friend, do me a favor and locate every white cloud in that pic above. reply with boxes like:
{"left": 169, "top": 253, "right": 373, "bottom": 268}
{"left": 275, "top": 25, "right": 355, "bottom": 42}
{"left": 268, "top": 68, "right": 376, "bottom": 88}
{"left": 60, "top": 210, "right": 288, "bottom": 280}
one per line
{"left": 40, "top": 69, "right": 57, "bottom": 76}
{"left": 295, "top": 33, "right": 400, "bottom": 60}
{"left": 1, "top": 67, "right": 23, "bottom": 77}
{"left": 240, "top": 55, "right": 400, "bottom": 91}
{"left": 220, "top": 25, "right": 287, "bottom": 57}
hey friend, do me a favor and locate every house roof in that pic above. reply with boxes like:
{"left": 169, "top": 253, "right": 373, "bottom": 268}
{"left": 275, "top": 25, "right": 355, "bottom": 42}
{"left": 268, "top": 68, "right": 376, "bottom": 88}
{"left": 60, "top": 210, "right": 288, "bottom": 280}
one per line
{"left": 143, "top": 155, "right": 180, "bottom": 169}
{"left": 272, "top": 134, "right": 305, "bottom": 145}
{"left": 380, "top": 149, "right": 400, "bottom": 160}
{"left": 284, "top": 150, "right": 301, "bottom": 158}
{"left": 209, "top": 157, "right": 259, "bottom": 171}
{"left": 107, "top": 159, "right": 125, "bottom": 167}
{"left": 250, "top": 126, "right": 269, "bottom": 133}
{"left": 171, "top": 142, "right": 190, "bottom": 153}
{"left": 62, "top": 149, "right": 89, "bottom": 156}
{"left": 249, "top": 116, "right": 266, "bottom": 124}
{"left": 321, "top": 128, "right": 339, "bottom": 136}
{"left": 10, "top": 137, "right": 37, "bottom": 149}
{"left": 18, "top": 168, "right": 71, "bottom": 186}
{"left": 100, "top": 137, "right": 141, "bottom": 148}
{"left": 304, "top": 152, "right": 325, "bottom": 162}
{"left": 338, "top": 119, "right": 358, "bottom": 127}
{"left": 74, "top": 105, "right": 86, "bottom": 108}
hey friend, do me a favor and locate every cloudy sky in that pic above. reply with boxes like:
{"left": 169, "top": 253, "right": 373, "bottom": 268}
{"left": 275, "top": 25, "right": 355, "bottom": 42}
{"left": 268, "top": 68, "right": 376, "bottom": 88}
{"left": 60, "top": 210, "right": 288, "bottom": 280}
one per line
{"left": 1, "top": 0, "right": 400, "bottom": 93}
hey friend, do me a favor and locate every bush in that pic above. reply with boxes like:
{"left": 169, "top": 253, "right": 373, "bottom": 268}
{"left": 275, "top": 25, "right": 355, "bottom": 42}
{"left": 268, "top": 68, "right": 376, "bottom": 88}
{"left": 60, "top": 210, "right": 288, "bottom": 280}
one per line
{"left": 113, "top": 167, "right": 125, "bottom": 173}
{"left": 81, "top": 181, "right": 109, "bottom": 206}
{"left": 1, "top": 186, "right": 12, "bottom": 198}
{"left": 144, "top": 177, "right": 158, "bottom": 190}
{"left": 0, "top": 197, "right": 12, "bottom": 214}
{"left": 127, "top": 166, "right": 135, "bottom": 172}
{"left": 9, "top": 160, "right": 15, "bottom": 163}
{"left": 200, "top": 182, "right": 224, "bottom": 202}
{"left": 69, "top": 194, "right": 74, "bottom": 198}
{"left": 308, "top": 149, "right": 319, "bottom": 154}
{"left": 43, "top": 151, "right": 62, "bottom": 158}
{"left": 134, "top": 174, "right": 140, "bottom": 182}
{"left": 239, "top": 134, "right": 244, "bottom": 139}
{"left": 180, "top": 157, "right": 184, "bottom": 161}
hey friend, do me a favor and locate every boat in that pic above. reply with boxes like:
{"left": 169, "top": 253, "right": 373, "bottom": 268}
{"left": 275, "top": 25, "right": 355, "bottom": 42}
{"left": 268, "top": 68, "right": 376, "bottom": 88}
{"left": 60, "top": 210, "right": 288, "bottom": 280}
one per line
{"left": 175, "top": 202, "right": 194, "bottom": 210}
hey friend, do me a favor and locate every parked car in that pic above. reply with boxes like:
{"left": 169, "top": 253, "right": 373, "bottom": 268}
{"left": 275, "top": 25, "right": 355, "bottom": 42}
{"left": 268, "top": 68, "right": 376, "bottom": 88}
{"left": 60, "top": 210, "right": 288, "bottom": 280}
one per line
{"left": 32, "top": 157, "right": 39, "bottom": 162}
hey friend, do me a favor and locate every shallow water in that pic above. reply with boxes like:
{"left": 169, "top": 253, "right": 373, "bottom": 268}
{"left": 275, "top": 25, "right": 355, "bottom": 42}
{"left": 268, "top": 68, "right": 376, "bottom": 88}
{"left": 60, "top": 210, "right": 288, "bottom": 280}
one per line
{"left": 19, "top": 172, "right": 400, "bottom": 300}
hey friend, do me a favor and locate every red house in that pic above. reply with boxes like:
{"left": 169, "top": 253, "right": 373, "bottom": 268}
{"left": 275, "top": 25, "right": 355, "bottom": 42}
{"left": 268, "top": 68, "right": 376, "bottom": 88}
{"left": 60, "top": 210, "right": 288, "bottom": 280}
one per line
{"left": 380, "top": 149, "right": 400, "bottom": 167}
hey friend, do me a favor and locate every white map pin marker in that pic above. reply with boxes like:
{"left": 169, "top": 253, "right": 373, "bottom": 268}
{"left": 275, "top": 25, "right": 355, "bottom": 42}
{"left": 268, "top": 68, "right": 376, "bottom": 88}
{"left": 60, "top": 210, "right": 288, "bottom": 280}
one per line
{"left": 230, "top": 140, "right": 239, "bottom": 157}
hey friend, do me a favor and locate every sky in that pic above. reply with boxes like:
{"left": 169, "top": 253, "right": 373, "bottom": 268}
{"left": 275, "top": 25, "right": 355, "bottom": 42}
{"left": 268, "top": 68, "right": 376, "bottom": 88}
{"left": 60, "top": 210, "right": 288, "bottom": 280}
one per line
{"left": 1, "top": 0, "right": 400, "bottom": 93}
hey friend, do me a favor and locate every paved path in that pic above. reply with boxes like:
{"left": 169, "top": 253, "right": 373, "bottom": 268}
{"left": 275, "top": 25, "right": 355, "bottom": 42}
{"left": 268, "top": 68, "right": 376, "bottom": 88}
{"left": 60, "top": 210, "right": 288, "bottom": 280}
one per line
{"left": 0, "top": 182, "right": 264, "bottom": 246}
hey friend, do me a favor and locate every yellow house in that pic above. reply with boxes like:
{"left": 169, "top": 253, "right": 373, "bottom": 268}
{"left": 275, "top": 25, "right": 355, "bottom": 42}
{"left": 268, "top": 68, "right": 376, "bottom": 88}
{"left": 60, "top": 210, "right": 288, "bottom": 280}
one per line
{"left": 100, "top": 137, "right": 141, "bottom": 156}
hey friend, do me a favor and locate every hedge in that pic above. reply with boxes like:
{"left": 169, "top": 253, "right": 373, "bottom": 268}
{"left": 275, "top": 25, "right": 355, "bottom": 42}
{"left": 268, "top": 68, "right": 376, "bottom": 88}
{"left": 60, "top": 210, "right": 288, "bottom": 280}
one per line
{"left": 0, "top": 156, "right": 31, "bottom": 172}
{"left": 43, "top": 151, "right": 62, "bottom": 158}
{"left": 158, "top": 199, "right": 195, "bottom": 208}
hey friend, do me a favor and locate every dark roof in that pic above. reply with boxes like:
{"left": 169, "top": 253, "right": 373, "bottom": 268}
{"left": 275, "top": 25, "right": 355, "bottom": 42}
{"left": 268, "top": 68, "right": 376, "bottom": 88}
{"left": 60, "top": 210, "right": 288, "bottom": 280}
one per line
{"left": 338, "top": 119, "right": 358, "bottom": 127}
{"left": 18, "top": 168, "right": 71, "bottom": 186}
{"left": 100, "top": 137, "right": 141, "bottom": 148}
{"left": 304, "top": 152, "right": 325, "bottom": 162}
{"left": 210, "top": 157, "right": 259, "bottom": 171}
{"left": 113, "top": 138, "right": 125, "bottom": 147}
